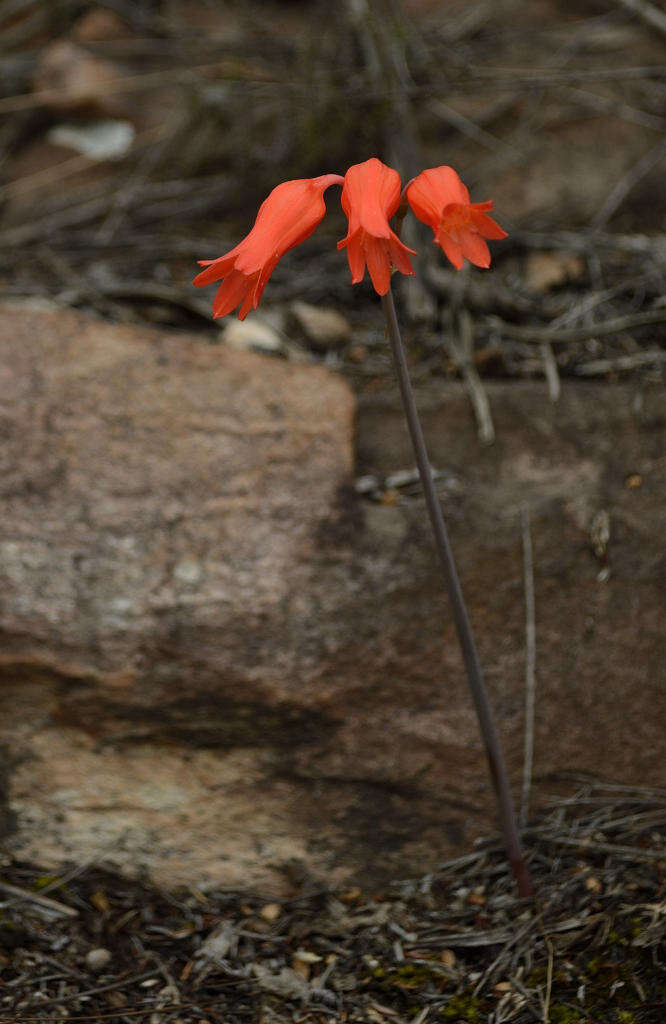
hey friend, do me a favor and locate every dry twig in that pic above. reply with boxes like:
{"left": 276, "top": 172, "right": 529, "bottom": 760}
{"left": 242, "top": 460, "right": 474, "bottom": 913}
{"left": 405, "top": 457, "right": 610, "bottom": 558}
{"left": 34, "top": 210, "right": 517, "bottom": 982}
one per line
{"left": 520, "top": 507, "right": 537, "bottom": 830}
{"left": 0, "top": 879, "right": 78, "bottom": 919}
{"left": 489, "top": 309, "right": 666, "bottom": 344}
{"left": 447, "top": 309, "right": 495, "bottom": 445}
{"left": 614, "top": 0, "right": 666, "bottom": 38}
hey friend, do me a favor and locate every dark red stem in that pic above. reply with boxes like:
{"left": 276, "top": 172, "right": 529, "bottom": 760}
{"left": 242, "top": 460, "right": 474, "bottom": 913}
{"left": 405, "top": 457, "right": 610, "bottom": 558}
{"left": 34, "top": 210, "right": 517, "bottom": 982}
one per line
{"left": 381, "top": 287, "right": 534, "bottom": 899}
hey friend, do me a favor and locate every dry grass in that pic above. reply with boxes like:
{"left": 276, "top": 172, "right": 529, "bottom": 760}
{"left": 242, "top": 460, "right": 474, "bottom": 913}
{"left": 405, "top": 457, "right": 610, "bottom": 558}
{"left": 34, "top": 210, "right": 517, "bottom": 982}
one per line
{"left": 0, "top": 0, "right": 663, "bottom": 396}
{"left": 1, "top": 780, "right": 664, "bottom": 1023}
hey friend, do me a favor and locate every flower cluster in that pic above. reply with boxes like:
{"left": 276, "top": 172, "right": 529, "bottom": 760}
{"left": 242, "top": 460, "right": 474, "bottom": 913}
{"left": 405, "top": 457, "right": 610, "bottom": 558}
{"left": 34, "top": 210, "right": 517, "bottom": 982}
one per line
{"left": 194, "top": 158, "right": 506, "bottom": 320}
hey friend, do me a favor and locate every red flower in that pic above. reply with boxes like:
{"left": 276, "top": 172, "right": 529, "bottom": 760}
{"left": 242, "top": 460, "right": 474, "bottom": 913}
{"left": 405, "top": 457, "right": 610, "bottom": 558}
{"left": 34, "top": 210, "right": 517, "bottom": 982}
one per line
{"left": 405, "top": 166, "right": 506, "bottom": 270}
{"left": 337, "top": 158, "right": 416, "bottom": 295}
{"left": 193, "top": 174, "right": 344, "bottom": 319}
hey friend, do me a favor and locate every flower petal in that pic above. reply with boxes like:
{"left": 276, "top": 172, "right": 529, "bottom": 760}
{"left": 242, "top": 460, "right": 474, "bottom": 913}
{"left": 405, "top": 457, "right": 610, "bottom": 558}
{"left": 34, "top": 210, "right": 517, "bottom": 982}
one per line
{"left": 339, "top": 229, "right": 367, "bottom": 284}
{"left": 406, "top": 165, "right": 505, "bottom": 271}
{"left": 194, "top": 174, "right": 343, "bottom": 318}
{"left": 365, "top": 236, "right": 392, "bottom": 295}
{"left": 471, "top": 209, "right": 507, "bottom": 240}
{"left": 388, "top": 233, "right": 416, "bottom": 278}
{"left": 407, "top": 166, "right": 469, "bottom": 223}
{"left": 192, "top": 252, "right": 239, "bottom": 287}
{"left": 338, "top": 159, "right": 416, "bottom": 293}
{"left": 458, "top": 229, "right": 491, "bottom": 269}
{"left": 212, "top": 269, "right": 255, "bottom": 319}
{"left": 436, "top": 232, "right": 464, "bottom": 270}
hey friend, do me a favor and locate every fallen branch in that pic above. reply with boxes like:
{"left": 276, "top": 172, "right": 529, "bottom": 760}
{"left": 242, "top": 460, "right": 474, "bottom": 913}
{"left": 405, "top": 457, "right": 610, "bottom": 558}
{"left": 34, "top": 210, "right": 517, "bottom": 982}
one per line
{"left": 0, "top": 879, "right": 79, "bottom": 919}
{"left": 488, "top": 308, "right": 666, "bottom": 344}
{"left": 592, "top": 138, "right": 666, "bottom": 230}
{"left": 540, "top": 341, "right": 561, "bottom": 401}
{"left": 614, "top": 0, "right": 666, "bottom": 38}
{"left": 508, "top": 229, "right": 666, "bottom": 259}
{"left": 574, "top": 349, "right": 666, "bottom": 375}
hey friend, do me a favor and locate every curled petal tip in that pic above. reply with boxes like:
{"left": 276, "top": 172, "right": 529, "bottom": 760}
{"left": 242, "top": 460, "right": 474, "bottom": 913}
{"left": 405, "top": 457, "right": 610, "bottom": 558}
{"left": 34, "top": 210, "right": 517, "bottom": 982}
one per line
{"left": 407, "top": 165, "right": 506, "bottom": 270}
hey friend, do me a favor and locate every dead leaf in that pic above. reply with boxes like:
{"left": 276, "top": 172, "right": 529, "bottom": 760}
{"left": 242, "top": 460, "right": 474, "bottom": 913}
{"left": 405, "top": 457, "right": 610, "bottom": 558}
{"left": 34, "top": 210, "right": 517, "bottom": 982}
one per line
{"left": 259, "top": 902, "right": 281, "bottom": 922}
{"left": 90, "top": 889, "right": 110, "bottom": 913}
{"left": 524, "top": 251, "right": 585, "bottom": 293}
{"left": 252, "top": 963, "right": 310, "bottom": 1002}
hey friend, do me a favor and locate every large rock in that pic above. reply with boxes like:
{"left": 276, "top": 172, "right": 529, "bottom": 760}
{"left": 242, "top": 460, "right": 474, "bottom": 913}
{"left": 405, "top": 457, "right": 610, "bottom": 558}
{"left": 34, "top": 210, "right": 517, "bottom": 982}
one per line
{"left": 0, "top": 304, "right": 355, "bottom": 889}
{"left": 1, "top": 305, "right": 664, "bottom": 892}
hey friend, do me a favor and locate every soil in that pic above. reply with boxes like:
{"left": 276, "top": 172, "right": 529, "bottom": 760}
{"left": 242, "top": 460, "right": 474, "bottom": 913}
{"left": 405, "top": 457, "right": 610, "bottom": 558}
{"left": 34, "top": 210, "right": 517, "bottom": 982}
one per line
{"left": 1, "top": 782, "right": 665, "bottom": 1023}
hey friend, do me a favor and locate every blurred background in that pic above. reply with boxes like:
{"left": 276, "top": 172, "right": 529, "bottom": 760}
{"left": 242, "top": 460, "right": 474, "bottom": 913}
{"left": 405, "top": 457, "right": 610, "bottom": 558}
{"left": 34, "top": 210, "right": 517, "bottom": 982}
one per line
{"left": 1, "top": 0, "right": 664, "bottom": 369}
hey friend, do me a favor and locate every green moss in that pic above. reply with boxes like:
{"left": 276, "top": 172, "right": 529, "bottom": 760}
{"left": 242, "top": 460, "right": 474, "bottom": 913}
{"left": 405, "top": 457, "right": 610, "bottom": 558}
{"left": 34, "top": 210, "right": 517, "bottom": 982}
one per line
{"left": 372, "top": 962, "right": 443, "bottom": 988}
{"left": 32, "top": 874, "right": 61, "bottom": 891}
{"left": 372, "top": 915, "right": 662, "bottom": 1024}
{"left": 371, "top": 966, "right": 483, "bottom": 1022}
{"left": 525, "top": 966, "right": 548, "bottom": 986}
{"left": 565, "top": 929, "right": 666, "bottom": 1021}
{"left": 586, "top": 956, "right": 602, "bottom": 976}
{"left": 439, "top": 993, "right": 482, "bottom": 1022}
{"left": 549, "top": 1006, "right": 582, "bottom": 1024}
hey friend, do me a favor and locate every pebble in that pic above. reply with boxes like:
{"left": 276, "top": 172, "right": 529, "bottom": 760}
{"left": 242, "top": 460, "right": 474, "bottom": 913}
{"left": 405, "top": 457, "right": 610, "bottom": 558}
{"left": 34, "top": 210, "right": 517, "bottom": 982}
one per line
{"left": 222, "top": 316, "right": 284, "bottom": 355}
{"left": 86, "top": 947, "right": 112, "bottom": 972}
{"left": 290, "top": 300, "right": 351, "bottom": 351}
{"left": 259, "top": 902, "right": 281, "bottom": 922}
{"left": 48, "top": 120, "right": 135, "bottom": 161}
{"left": 72, "top": 8, "right": 129, "bottom": 42}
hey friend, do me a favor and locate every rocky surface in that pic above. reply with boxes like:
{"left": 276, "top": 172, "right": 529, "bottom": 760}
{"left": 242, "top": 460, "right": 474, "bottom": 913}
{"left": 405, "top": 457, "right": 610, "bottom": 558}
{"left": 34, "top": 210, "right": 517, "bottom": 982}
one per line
{"left": 1, "top": 305, "right": 664, "bottom": 893}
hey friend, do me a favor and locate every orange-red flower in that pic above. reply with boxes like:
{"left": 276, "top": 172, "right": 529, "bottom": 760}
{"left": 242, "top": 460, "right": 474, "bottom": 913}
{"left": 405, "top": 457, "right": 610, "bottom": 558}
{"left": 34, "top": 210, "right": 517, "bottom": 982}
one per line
{"left": 337, "top": 158, "right": 416, "bottom": 295}
{"left": 193, "top": 174, "right": 344, "bottom": 319}
{"left": 405, "top": 166, "right": 506, "bottom": 270}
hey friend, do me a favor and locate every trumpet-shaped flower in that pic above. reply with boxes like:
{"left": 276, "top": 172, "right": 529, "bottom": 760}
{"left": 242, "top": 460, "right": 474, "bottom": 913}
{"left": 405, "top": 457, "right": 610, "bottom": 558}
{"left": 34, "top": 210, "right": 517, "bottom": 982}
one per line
{"left": 193, "top": 174, "right": 344, "bottom": 319}
{"left": 406, "top": 166, "right": 506, "bottom": 270}
{"left": 337, "top": 158, "right": 416, "bottom": 295}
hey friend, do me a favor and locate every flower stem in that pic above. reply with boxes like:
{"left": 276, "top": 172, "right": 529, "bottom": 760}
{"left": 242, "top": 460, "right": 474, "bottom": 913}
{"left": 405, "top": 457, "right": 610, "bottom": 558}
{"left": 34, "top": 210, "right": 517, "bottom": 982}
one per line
{"left": 381, "top": 287, "right": 534, "bottom": 899}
